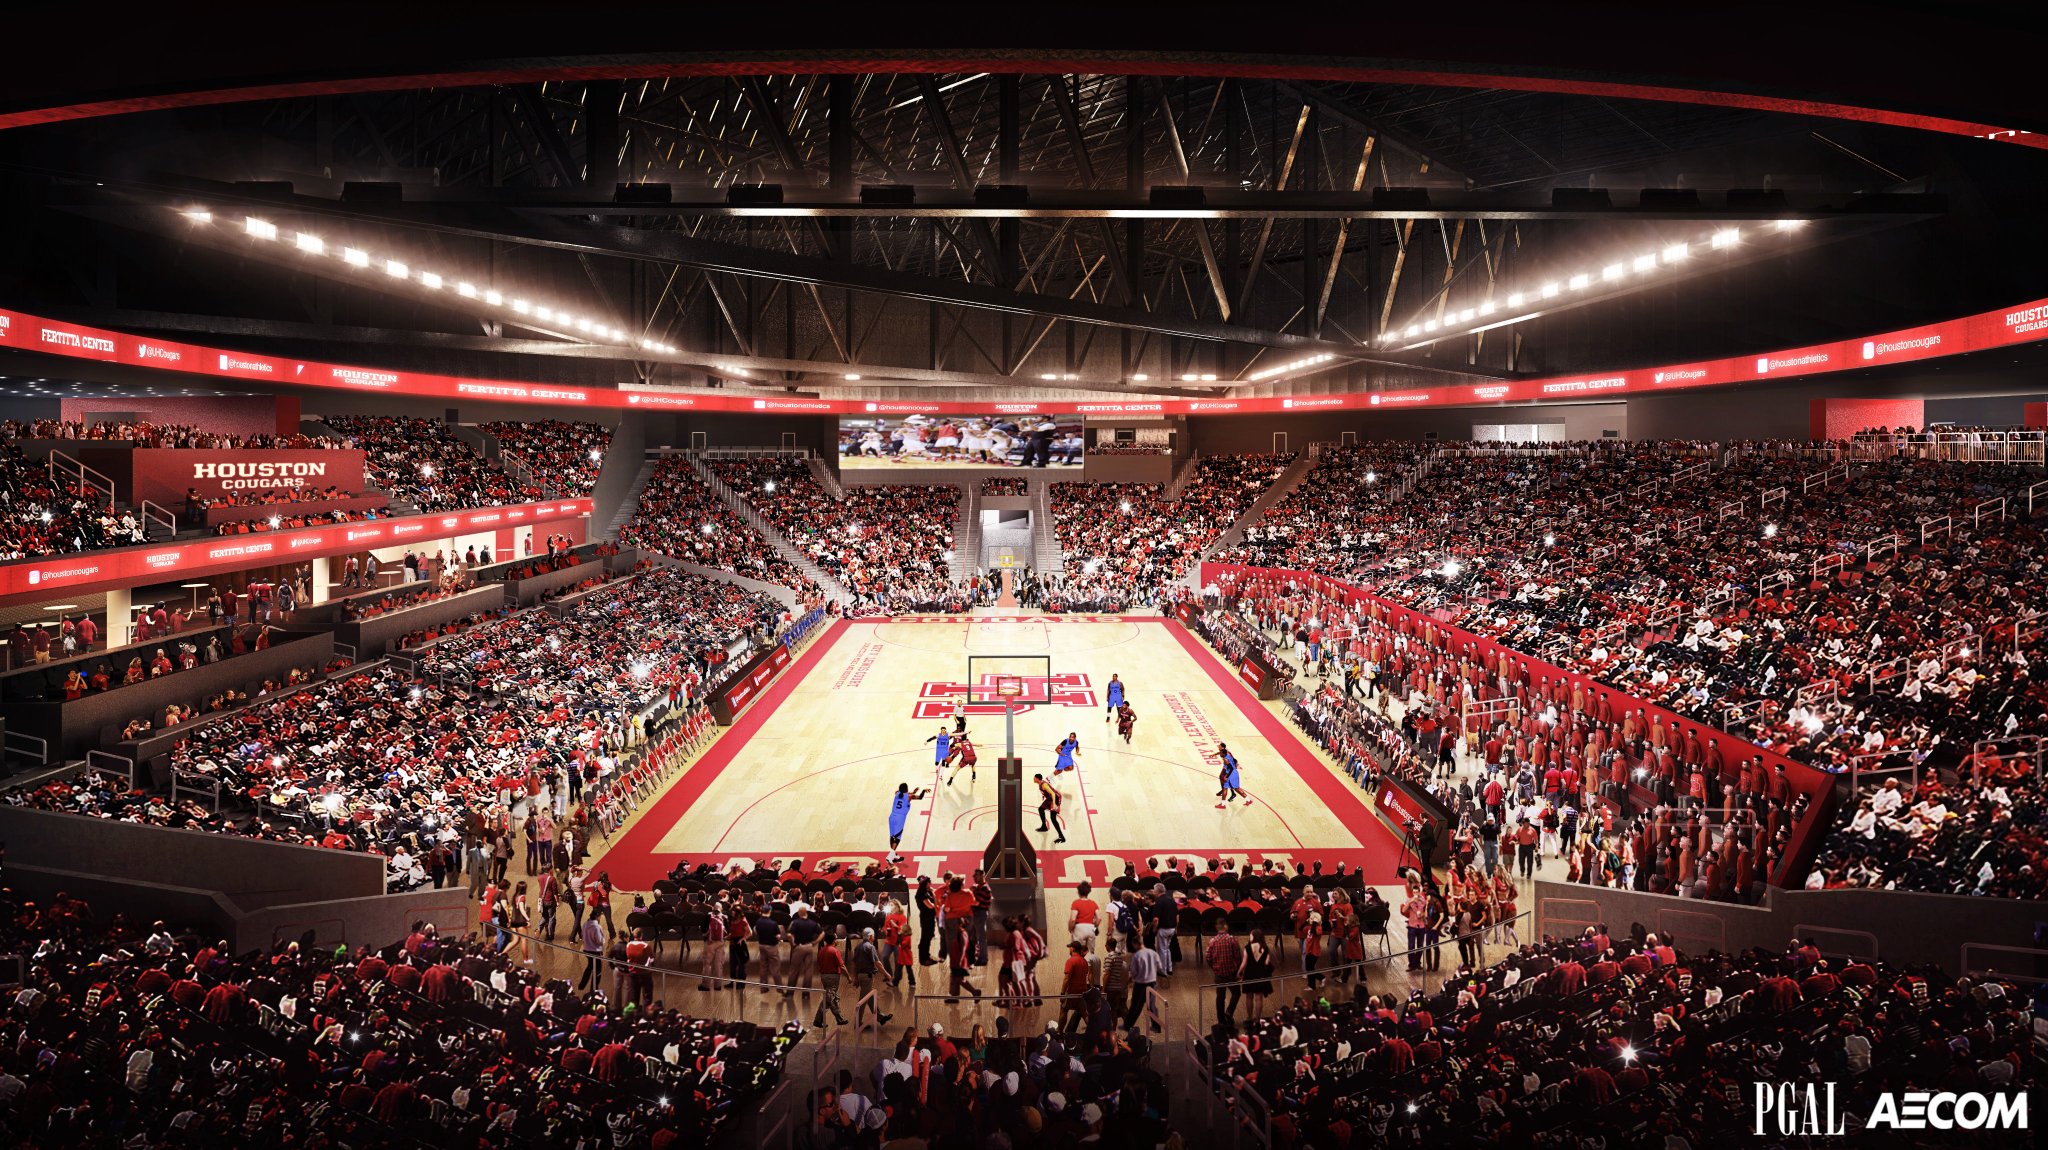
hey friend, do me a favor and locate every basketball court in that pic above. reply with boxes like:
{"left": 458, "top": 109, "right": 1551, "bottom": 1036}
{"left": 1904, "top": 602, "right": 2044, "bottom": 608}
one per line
{"left": 596, "top": 614, "right": 1405, "bottom": 889}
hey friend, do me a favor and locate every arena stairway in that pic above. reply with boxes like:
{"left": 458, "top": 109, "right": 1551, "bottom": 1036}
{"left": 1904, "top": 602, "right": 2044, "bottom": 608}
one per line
{"left": 951, "top": 483, "right": 981, "bottom": 582}
{"left": 1193, "top": 450, "right": 1318, "bottom": 569}
{"left": 684, "top": 454, "right": 853, "bottom": 604}
{"left": 1031, "top": 479, "right": 1065, "bottom": 572}
{"left": 599, "top": 453, "right": 657, "bottom": 541}
{"left": 804, "top": 455, "right": 846, "bottom": 499}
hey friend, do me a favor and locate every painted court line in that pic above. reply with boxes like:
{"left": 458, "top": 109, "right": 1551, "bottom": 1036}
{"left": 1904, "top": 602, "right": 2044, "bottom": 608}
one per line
{"left": 598, "top": 619, "right": 852, "bottom": 888}
{"left": 1164, "top": 621, "right": 1404, "bottom": 876}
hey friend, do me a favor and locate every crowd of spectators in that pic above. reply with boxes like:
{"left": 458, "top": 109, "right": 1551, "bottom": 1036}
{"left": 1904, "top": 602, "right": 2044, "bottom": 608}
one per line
{"left": 483, "top": 419, "right": 615, "bottom": 496}
{"left": 4, "top": 619, "right": 286, "bottom": 704}
{"left": 1206, "top": 926, "right": 2036, "bottom": 1147}
{"left": 0, "top": 418, "right": 341, "bottom": 449}
{"left": 2, "top": 441, "right": 149, "bottom": 560}
{"left": 415, "top": 565, "right": 787, "bottom": 717}
{"left": 980, "top": 476, "right": 1029, "bottom": 497}
{"left": 1809, "top": 756, "right": 2048, "bottom": 898}
{"left": 1223, "top": 442, "right": 2048, "bottom": 779}
{"left": 711, "top": 457, "right": 966, "bottom": 613}
{"left": 1207, "top": 576, "right": 1808, "bottom": 905}
{"left": 1051, "top": 453, "right": 1293, "bottom": 588}
{"left": 325, "top": 415, "right": 546, "bottom": 512}
{"left": 4, "top": 567, "right": 783, "bottom": 881}
{"left": 0, "top": 887, "right": 801, "bottom": 1147}
{"left": 619, "top": 457, "right": 816, "bottom": 593}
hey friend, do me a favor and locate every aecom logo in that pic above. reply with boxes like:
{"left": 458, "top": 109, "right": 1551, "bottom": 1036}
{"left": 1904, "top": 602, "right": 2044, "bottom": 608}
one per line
{"left": 1753, "top": 1084, "right": 2027, "bottom": 1135}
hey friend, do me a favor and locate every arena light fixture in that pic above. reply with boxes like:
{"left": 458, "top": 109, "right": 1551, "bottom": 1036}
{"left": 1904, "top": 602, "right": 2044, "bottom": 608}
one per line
{"left": 1663, "top": 243, "right": 1690, "bottom": 263}
{"left": 1763, "top": 522, "right": 1778, "bottom": 538}
{"left": 511, "top": 299, "right": 531, "bottom": 314}
{"left": 484, "top": 290, "right": 503, "bottom": 306}
{"left": 1776, "top": 219, "right": 1806, "bottom": 231}
{"left": 423, "top": 272, "right": 446, "bottom": 290}
{"left": 1541, "top": 282, "right": 1561, "bottom": 298}
{"left": 535, "top": 306, "right": 554, "bottom": 321}
{"left": 342, "top": 247, "right": 369, "bottom": 268}
{"left": 384, "top": 259, "right": 408, "bottom": 279}
{"left": 1424, "top": 319, "right": 1439, "bottom": 331}
{"left": 1200, "top": 372, "right": 1218, "bottom": 381}
{"left": 1633, "top": 254, "right": 1657, "bottom": 273}
{"left": 293, "top": 232, "right": 324, "bottom": 254}
{"left": 181, "top": 209, "right": 212, "bottom": 223}
{"left": 1040, "top": 372, "right": 1059, "bottom": 380}
{"left": 1506, "top": 292, "right": 1525, "bottom": 308}
{"left": 844, "top": 373, "right": 861, "bottom": 381}
{"left": 1479, "top": 300, "right": 1496, "bottom": 316}
{"left": 456, "top": 282, "right": 477, "bottom": 298}
{"left": 1130, "top": 373, "right": 1149, "bottom": 382}
{"left": 1569, "top": 273, "right": 1592, "bottom": 291}
{"left": 1602, "top": 264, "right": 1625, "bottom": 282}
{"left": 244, "top": 216, "right": 278, "bottom": 240}
{"left": 1181, "top": 373, "right": 1198, "bottom": 381}
{"left": 1712, "top": 228, "right": 1740, "bottom": 249}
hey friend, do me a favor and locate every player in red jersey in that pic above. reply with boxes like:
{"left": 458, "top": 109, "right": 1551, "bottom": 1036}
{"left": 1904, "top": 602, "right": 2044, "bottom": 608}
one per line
{"left": 945, "top": 732, "right": 979, "bottom": 785}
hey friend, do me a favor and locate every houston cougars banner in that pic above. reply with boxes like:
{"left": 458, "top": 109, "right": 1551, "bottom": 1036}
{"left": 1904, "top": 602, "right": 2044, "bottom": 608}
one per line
{"left": 130, "top": 448, "right": 367, "bottom": 504}
{"left": 0, "top": 498, "right": 590, "bottom": 605}
{"left": 3, "top": 297, "right": 2048, "bottom": 416}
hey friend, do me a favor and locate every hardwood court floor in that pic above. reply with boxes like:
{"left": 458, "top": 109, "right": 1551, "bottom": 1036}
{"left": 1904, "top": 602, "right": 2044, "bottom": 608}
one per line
{"left": 593, "top": 614, "right": 1404, "bottom": 891}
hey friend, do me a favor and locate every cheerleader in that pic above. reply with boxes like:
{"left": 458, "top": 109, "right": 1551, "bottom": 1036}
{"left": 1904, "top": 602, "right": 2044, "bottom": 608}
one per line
{"left": 1490, "top": 868, "right": 1519, "bottom": 947}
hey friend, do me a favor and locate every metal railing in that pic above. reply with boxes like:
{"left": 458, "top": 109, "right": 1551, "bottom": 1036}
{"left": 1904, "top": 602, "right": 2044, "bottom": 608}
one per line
{"left": 1187, "top": 910, "right": 1535, "bottom": 1039}
{"left": 1848, "top": 429, "right": 2048, "bottom": 465}
{"left": 139, "top": 499, "right": 177, "bottom": 539}
{"left": 47, "top": 449, "right": 117, "bottom": 509}
{"left": 88, "top": 748, "right": 139, "bottom": 790}
{"left": 2, "top": 730, "right": 49, "bottom": 766}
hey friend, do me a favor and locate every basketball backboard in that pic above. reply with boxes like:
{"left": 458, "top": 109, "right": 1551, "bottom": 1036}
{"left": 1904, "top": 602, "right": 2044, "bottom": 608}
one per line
{"left": 965, "top": 653, "right": 1054, "bottom": 706}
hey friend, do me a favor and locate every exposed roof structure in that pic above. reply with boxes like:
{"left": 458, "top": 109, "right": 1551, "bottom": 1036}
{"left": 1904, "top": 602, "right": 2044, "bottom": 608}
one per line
{"left": 1, "top": 8, "right": 2041, "bottom": 405}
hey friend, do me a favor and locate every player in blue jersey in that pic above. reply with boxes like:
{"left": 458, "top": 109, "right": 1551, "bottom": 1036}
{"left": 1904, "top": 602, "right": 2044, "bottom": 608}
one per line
{"left": 1054, "top": 732, "right": 1080, "bottom": 775}
{"left": 1215, "top": 742, "right": 1249, "bottom": 807}
{"left": 886, "top": 781, "right": 931, "bottom": 861}
{"left": 1104, "top": 673, "right": 1126, "bottom": 722}
{"left": 925, "top": 726, "right": 952, "bottom": 769}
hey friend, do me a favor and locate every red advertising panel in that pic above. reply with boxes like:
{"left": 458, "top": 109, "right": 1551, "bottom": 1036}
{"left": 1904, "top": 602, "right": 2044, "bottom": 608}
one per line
{"left": 717, "top": 642, "right": 794, "bottom": 723}
{"left": 0, "top": 498, "right": 591, "bottom": 605}
{"left": 129, "top": 448, "right": 367, "bottom": 505}
{"left": 3, "top": 294, "right": 2047, "bottom": 417}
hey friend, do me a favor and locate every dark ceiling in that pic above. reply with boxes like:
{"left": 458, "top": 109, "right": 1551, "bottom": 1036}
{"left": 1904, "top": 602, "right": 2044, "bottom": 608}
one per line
{"left": 0, "top": 8, "right": 2040, "bottom": 403}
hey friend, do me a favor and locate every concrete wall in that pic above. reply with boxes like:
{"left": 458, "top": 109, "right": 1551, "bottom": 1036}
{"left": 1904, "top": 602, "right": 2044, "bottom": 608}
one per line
{"left": 1530, "top": 879, "right": 2048, "bottom": 975}
{"left": 334, "top": 585, "right": 508, "bottom": 657}
{"left": 588, "top": 414, "right": 644, "bottom": 540}
{"left": 10, "top": 863, "right": 470, "bottom": 952}
{"left": 490, "top": 555, "right": 616, "bottom": 607}
{"left": 0, "top": 805, "right": 385, "bottom": 910}
{"left": 1080, "top": 454, "right": 1174, "bottom": 485}
{"left": 2, "top": 629, "right": 334, "bottom": 760}
{"left": 675, "top": 561, "right": 799, "bottom": 609}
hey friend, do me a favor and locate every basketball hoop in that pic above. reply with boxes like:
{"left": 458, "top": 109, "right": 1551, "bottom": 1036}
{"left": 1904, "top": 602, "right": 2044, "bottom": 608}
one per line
{"left": 994, "top": 676, "right": 1024, "bottom": 700}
